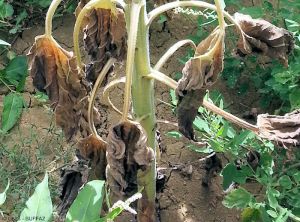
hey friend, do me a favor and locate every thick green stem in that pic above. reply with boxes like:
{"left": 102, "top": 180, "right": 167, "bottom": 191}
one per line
{"left": 130, "top": 3, "right": 157, "bottom": 222}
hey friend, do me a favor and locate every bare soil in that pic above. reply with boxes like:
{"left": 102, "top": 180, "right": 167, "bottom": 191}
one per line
{"left": 0, "top": 11, "right": 261, "bottom": 222}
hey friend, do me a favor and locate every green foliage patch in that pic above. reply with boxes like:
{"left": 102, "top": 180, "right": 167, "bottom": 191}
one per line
{"left": 0, "top": 55, "right": 28, "bottom": 134}
{"left": 0, "top": 0, "right": 77, "bottom": 35}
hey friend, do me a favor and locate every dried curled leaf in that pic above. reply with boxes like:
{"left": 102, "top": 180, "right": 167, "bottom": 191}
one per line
{"left": 176, "top": 89, "right": 206, "bottom": 140}
{"left": 176, "top": 29, "right": 225, "bottom": 140}
{"left": 258, "top": 109, "right": 300, "bottom": 147}
{"left": 76, "top": 1, "right": 127, "bottom": 83}
{"left": 27, "top": 35, "right": 99, "bottom": 140}
{"left": 234, "top": 13, "right": 294, "bottom": 67}
{"left": 57, "top": 158, "right": 89, "bottom": 219}
{"left": 77, "top": 135, "right": 107, "bottom": 180}
{"left": 106, "top": 121, "right": 154, "bottom": 198}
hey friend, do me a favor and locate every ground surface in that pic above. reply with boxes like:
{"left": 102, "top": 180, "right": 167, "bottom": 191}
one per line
{"left": 0, "top": 10, "right": 262, "bottom": 222}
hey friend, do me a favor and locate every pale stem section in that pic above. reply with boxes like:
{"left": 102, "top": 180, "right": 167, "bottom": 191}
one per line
{"left": 102, "top": 77, "right": 126, "bottom": 116}
{"left": 154, "top": 39, "right": 197, "bottom": 71}
{"left": 214, "top": 0, "right": 225, "bottom": 30}
{"left": 88, "top": 58, "right": 116, "bottom": 138}
{"left": 146, "top": 70, "right": 177, "bottom": 89}
{"left": 45, "top": 0, "right": 62, "bottom": 37}
{"left": 122, "top": 3, "right": 142, "bottom": 121}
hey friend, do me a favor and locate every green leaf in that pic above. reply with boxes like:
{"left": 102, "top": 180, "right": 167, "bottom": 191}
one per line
{"left": 208, "top": 139, "right": 224, "bottom": 152}
{"left": 188, "top": 144, "right": 213, "bottom": 154}
{"left": 0, "top": 180, "right": 9, "bottom": 206}
{"left": 158, "top": 14, "right": 167, "bottom": 24}
{"left": 4, "top": 56, "right": 28, "bottom": 90}
{"left": 0, "top": 3, "right": 13, "bottom": 19}
{"left": 39, "top": 0, "right": 52, "bottom": 8}
{"left": 66, "top": 180, "right": 105, "bottom": 222}
{"left": 15, "top": 10, "right": 28, "bottom": 25}
{"left": 18, "top": 173, "right": 53, "bottom": 222}
{"left": 166, "top": 131, "right": 182, "bottom": 139}
{"left": 267, "top": 188, "right": 280, "bottom": 209}
{"left": 259, "top": 152, "right": 274, "bottom": 176}
{"left": 260, "top": 207, "right": 272, "bottom": 222}
{"left": 239, "top": 6, "right": 264, "bottom": 18}
{"left": 0, "top": 39, "right": 10, "bottom": 46}
{"left": 221, "top": 163, "right": 251, "bottom": 190}
{"left": 266, "top": 210, "right": 278, "bottom": 218}
{"left": 289, "top": 88, "right": 300, "bottom": 109}
{"left": 293, "top": 172, "right": 300, "bottom": 183}
{"left": 193, "top": 117, "right": 210, "bottom": 133}
{"left": 287, "top": 193, "right": 300, "bottom": 208}
{"left": 221, "top": 121, "right": 235, "bottom": 138}
{"left": 34, "top": 92, "right": 49, "bottom": 103}
{"left": 169, "top": 89, "right": 177, "bottom": 106}
{"left": 279, "top": 175, "right": 292, "bottom": 189}
{"left": 223, "top": 188, "right": 255, "bottom": 209}
{"left": 1, "top": 93, "right": 24, "bottom": 133}
{"left": 104, "top": 207, "right": 123, "bottom": 220}
{"left": 231, "top": 130, "right": 252, "bottom": 146}
{"left": 241, "top": 208, "right": 262, "bottom": 222}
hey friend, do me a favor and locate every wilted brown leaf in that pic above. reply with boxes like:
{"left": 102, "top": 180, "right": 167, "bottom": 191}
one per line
{"left": 176, "top": 29, "right": 225, "bottom": 140}
{"left": 257, "top": 109, "right": 300, "bottom": 147}
{"left": 106, "top": 121, "right": 154, "bottom": 198}
{"left": 77, "top": 135, "right": 107, "bottom": 180}
{"left": 76, "top": 1, "right": 127, "bottom": 83}
{"left": 110, "top": 8, "right": 127, "bottom": 58}
{"left": 27, "top": 35, "right": 99, "bottom": 140}
{"left": 176, "top": 89, "right": 206, "bottom": 140}
{"left": 234, "top": 13, "right": 294, "bottom": 67}
{"left": 57, "top": 158, "right": 89, "bottom": 219}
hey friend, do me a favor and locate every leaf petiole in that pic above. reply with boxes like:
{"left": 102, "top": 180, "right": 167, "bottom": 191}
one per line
{"left": 88, "top": 58, "right": 116, "bottom": 139}
{"left": 154, "top": 39, "right": 197, "bottom": 71}
{"left": 45, "top": 0, "right": 63, "bottom": 37}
